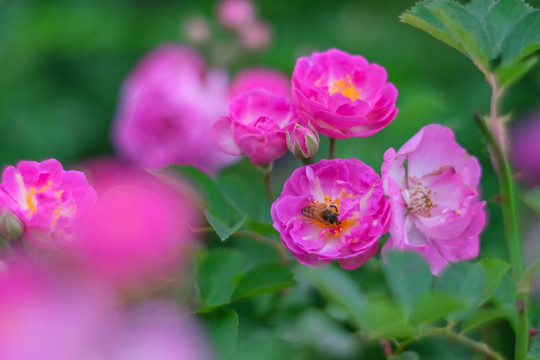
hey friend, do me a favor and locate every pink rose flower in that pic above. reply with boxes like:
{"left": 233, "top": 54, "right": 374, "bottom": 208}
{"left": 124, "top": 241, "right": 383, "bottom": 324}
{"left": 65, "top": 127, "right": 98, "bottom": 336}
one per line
{"left": 238, "top": 21, "right": 272, "bottom": 51}
{"left": 71, "top": 159, "right": 200, "bottom": 289}
{"left": 271, "top": 158, "right": 391, "bottom": 269}
{"left": 113, "top": 44, "right": 238, "bottom": 175}
{"left": 1, "top": 159, "right": 96, "bottom": 248}
{"left": 291, "top": 48, "right": 398, "bottom": 139}
{"left": 229, "top": 67, "right": 291, "bottom": 99}
{"left": 217, "top": 0, "right": 255, "bottom": 30}
{"left": 212, "top": 89, "right": 295, "bottom": 165}
{"left": 381, "top": 124, "right": 486, "bottom": 275}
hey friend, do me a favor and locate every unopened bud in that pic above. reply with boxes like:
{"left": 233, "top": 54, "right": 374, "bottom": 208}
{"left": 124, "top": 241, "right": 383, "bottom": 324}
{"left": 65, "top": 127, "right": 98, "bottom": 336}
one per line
{"left": 287, "top": 122, "right": 320, "bottom": 159}
{"left": 0, "top": 209, "right": 24, "bottom": 242}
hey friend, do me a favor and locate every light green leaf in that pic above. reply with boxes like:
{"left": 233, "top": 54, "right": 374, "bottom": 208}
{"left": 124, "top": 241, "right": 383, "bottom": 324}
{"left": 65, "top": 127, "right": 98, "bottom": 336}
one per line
{"left": 478, "top": 258, "right": 510, "bottom": 305}
{"left": 204, "top": 210, "right": 246, "bottom": 241}
{"left": 197, "top": 249, "right": 244, "bottom": 310}
{"left": 365, "top": 299, "right": 417, "bottom": 339}
{"left": 200, "top": 309, "right": 239, "bottom": 359}
{"left": 495, "top": 56, "right": 539, "bottom": 88}
{"left": 382, "top": 251, "right": 433, "bottom": 315}
{"left": 411, "top": 292, "right": 468, "bottom": 324}
{"left": 233, "top": 262, "right": 295, "bottom": 299}
{"left": 297, "top": 265, "right": 367, "bottom": 329}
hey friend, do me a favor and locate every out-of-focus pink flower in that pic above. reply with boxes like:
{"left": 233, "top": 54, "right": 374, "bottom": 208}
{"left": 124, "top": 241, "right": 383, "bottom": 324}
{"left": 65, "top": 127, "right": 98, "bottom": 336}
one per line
{"left": 113, "top": 44, "right": 238, "bottom": 175}
{"left": 217, "top": 0, "right": 255, "bottom": 30}
{"left": 229, "top": 67, "right": 290, "bottom": 99}
{"left": 71, "top": 159, "right": 201, "bottom": 289}
{"left": 1, "top": 159, "right": 96, "bottom": 248}
{"left": 212, "top": 89, "right": 295, "bottom": 165}
{"left": 0, "top": 261, "right": 214, "bottom": 360}
{"left": 238, "top": 21, "right": 272, "bottom": 51}
{"left": 271, "top": 158, "right": 390, "bottom": 269}
{"left": 286, "top": 120, "right": 320, "bottom": 159}
{"left": 291, "top": 48, "right": 398, "bottom": 139}
{"left": 512, "top": 109, "right": 540, "bottom": 187}
{"left": 381, "top": 124, "right": 486, "bottom": 275}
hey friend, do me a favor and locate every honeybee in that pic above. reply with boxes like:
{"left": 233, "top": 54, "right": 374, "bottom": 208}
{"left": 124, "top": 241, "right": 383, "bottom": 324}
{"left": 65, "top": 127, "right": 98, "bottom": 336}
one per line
{"left": 302, "top": 203, "right": 341, "bottom": 226}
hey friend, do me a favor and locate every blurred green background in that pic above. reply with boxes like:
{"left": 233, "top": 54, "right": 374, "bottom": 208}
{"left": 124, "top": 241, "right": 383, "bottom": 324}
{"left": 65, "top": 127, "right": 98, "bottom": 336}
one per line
{"left": 1, "top": 0, "right": 540, "bottom": 358}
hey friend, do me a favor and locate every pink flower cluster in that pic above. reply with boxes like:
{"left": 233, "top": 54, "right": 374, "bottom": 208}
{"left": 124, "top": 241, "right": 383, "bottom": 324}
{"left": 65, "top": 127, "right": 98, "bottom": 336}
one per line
{"left": 271, "top": 125, "right": 486, "bottom": 274}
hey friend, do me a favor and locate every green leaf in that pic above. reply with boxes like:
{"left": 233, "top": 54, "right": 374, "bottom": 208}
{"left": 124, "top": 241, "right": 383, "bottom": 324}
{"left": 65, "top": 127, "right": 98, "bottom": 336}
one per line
{"left": 460, "top": 307, "right": 512, "bottom": 333}
{"left": 502, "top": 9, "right": 540, "bottom": 65}
{"left": 204, "top": 210, "right": 246, "bottom": 241}
{"left": 382, "top": 251, "right": 433, "bottom": 314}
{"left": 434, "top": 262, "right": 486, "bottom": 319}
{"left": 478, "top": 258, "right": 510, "bottom": 305}
{"left": 233, "top": 262, "right": 295, "bottom": 299}
{"left": 524, "top": 187, "right": 540, "bottom": 216}
{"left": 297, "top": 265, "right": 367, "bottom": 329}
{"left": 200, "top": 309, "right": 239, "bottom": 359}
{"left": 364, "top": 299, "right": 417, "bottom": 338}
{"left": 529, "top": 334, "right": 540, "bottom": 359}
{"left": 411, "top": 292, "right": 468, "bottom": 324}
{"left": 391, "top": 351, "right": 420, "bottom": 360}
{"left": 197, "top": 249, "right": 244, "bottom": 309}
{"left": 495, "top": 56, "right": 539, "bottom": 88}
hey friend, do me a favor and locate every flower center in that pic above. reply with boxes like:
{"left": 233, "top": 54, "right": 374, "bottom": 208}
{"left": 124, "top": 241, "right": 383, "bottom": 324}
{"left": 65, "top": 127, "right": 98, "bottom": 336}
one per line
{"left": 409, "top": 181, "right": 436, "bottom": 217}
{"left": 303, "top": 190, "right": 355, "bottom": 237}
{"left": 328, "top": 75, "right": 360, "bottom": 101}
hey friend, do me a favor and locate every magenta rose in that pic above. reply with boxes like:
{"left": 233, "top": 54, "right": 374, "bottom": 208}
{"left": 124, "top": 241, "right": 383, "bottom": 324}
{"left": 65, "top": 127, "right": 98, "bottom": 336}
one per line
{"left": 271, "top": 158, "right": 390, "bottom": 269}
{"left": 113, "top": 44, "right": 238, "bottom": 175}
{"left": 292, "top": 48, "right": 398, "bottom": 139}
{"left": 1, "top": 159, "right": 97, "bottom": 248}
{"left": 381, "top": 124, "right": 486, "bottom": 275}
{"left": 212, "top": 89, "right": 295, "bottom": 165}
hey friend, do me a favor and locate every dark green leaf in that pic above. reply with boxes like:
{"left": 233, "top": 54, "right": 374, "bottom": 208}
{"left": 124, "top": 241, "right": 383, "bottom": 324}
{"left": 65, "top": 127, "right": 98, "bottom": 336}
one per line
{"left": 245, "top": 220, "right": 279, "bottom": 236}
{"left": 382, "top": 251, "right": 433, "bottom": 314}
{"left": 233, "top": 262, "right": 295, "bottom": 299}
{"left": 478, "top": 258, "right": 510, "bottom": 305}
{"left": 461, "top": 307, "right": 512, "bottom": 333}
{"left": 411, "top": 292, "right": 468, "bottom": 324}
{"left": 391, "top": 351, "right": 420, "bottom": 360}
{"left": 297, "top": 265, "right": 367, "bottom": 329}
{"left": 197, "top": 249, "right": 244, "bottom": 309}
{"left": 204, "top": 210, "right": 246, "bottom": 241}
{"left": 200, "top": 309, "right": 239, "bottom": 358}
{"left": 502, "top": 9, "right": 540, "bottom": 65}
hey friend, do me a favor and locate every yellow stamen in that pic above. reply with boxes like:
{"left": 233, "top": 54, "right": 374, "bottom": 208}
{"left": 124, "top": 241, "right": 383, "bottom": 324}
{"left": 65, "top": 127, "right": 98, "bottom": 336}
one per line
{"left": 26, "top": 187, "right": 37, "bottom": 214}
{"left": 328, "top": 75, "right": 360, "bottom": 101}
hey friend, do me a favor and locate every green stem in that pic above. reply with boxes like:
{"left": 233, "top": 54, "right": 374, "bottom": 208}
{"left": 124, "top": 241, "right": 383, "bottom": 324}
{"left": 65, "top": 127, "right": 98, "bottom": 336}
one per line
{"left": 329, "top": 138, "right": 336, "bottom": 159}
{"left": 475, "top": 73, "right": 527, "bottom": 359}
{"left": 301, "top": 156, "right": 315, "bottom": 165}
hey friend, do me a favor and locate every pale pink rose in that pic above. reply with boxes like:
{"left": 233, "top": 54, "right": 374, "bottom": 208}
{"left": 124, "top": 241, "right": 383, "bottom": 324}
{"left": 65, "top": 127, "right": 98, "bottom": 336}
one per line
{"left": 71, "top": 159, "right": 201, "bottom": 289}
{"left": 238, "top": 21, "right": 272, "bottom": 51}
{"left": 113, "top": 44, "right": 238, "bottom": 175}
{"left": 217, "top": 0, "right": 255, "bottom": 30}
{"left": 212, "top": 89, "right": 295, "bottom": 165}
{"left": 271, "top": 158, "right": 390, "bottom": 269}
{"left": 292, "top": 48, "right": 398, "bottom": 139}
{"left": 512, "top": 108, "right": 540, "bottom": 186}
{"left": 381, "top": 124, "right": 486, "bottom": 275}
{"left": 1, "top": 159, "right": 96, "bottom": 248}
{"left": 229, "top": 67, "right": 290, "bottom": 99}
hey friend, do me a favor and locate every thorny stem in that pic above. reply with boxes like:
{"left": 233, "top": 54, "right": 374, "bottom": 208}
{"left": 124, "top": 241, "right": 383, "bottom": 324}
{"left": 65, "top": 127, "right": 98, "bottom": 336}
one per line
{"left": 476, "top": 72, "right": 527, "bottom": 360}
{"left": 329, "top": 138, "right": 336, "bottom": 159}
{"left": 395, "top": 325, "right": 504, "bottom": 360}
